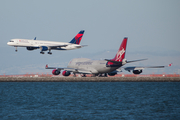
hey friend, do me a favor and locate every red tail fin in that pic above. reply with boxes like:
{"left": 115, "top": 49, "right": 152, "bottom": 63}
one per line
{"left": 112, "top": 37, "right": 128, "bottom": 62}
{"left": 69, "top": 30, "right": 85, "bottom": 45}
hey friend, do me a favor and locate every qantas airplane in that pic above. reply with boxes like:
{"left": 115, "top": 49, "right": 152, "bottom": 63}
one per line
{"left": 46, "top": 37, "right": 172, "bottom": 77}
{"left": 7, "top": 30, "right": 86, "bottom": 54}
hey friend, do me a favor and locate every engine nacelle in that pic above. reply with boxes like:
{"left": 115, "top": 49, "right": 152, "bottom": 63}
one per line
{"left": 133, "top": 70, "right": 142, "bottom": 74}
{"left": 52, "top": 69, "right": 60, "bottom": 75}
{"left": 41, "top": 46, "right": 48, "bottom": 51}
{"left": 62, "top": 71, "right": 71, "bottom": 76}
{"left": 108, "top": 71, "right": 117, "bottom": 76}
{"left": 26, "top": 47, "right": 37, "bottom": 51}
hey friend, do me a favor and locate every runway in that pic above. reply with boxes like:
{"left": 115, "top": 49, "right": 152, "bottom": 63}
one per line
{"left": 0, "top": 77, "right": 180, "bottom": 82}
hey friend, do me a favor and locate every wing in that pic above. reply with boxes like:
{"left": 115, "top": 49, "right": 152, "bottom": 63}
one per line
{"left": 24, "top": 44, "right": 68, "bottom": 49}
{"left": 46, "top": 44, "right": 68, "bottom": 49}
{"left": 123, "top": 63, "right": 172, "bottom": 72}
{"left": 45, "top": 64, "right": 92, "bottom": 74}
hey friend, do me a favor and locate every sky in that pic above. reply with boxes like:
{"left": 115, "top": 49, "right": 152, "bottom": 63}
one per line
{"left": 0, "top": 0, "right": 180, "bottom": 75}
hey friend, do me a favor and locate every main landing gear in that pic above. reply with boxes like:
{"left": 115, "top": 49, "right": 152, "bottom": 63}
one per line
{"left": 82, "top": 74, "right": 86, "bottom": 77}
{"left": 40, "top": 51, "right": 45, "bottom": 54}
{"left": 47, "top": 49, "right": 52, "bottom": 55}
{"left": 40, "top": 51, "right": 52, "bottom": 55}
{"left": 48, "top": 52, "right": 52, "bottom": 55}
{"left": 73, "top": 73, "right": 76, "bottom": 77}
{"left": 15, "top": 47, "right": 17, "bottom": 52}
{"left": 91, "top": 73, "right": 108, "bottom": 77}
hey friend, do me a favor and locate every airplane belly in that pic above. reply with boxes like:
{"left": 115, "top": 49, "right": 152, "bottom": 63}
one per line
{"left": 96, "top": 67, "right": 115, "bottom": 73}
{"left": 67, "top": 59, "right": 119, "bottom": 74}
{"left": 94, "top": 62, "right": 119, "bottom": 73}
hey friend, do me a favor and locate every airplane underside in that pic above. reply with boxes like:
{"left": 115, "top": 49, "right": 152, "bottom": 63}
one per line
{"left": 72, "top": 72, "right": 114, "bottom": 77}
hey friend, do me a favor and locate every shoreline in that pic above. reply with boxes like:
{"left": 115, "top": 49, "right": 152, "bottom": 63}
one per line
{"left": 0, "top": 77, "right": 180, "bottom": 82}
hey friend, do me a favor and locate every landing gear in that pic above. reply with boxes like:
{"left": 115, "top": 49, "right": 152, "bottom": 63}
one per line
{"left": 48, "top": 49, "right": 52, "bottom": 55}
{"left": 40, "top": 51, "right": 45, "bottom": 54}
{"left": 73, "top": 73, "right": 76, "bottom": 77}
{"left": 104, "top": 73, "right": 108, "bottom": 77}
{"left": 82, "top": 74, "right": 86, "bottom": 77}
{"left": 98, "top": 74, "right": 103, "bottom": 77}
{"left": 39, "top": 47, "right": 52, "bottom": 55}
{"left": 91, "top": 74, "right": 98, "bottom": 77}
{"left": 15, "top": 47, "right": 17, "bottom": 52}
{"left": 99, "top": 73, "right": 108, "bottom": 77}
{"left": 91, "top": 73, "right": 108, "bottom": 77}
{"left": 48, "top": 52, "right": 52, "bottom": 55}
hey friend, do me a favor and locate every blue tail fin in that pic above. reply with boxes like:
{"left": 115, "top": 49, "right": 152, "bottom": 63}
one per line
{"left": 69, "top": 30, "right": 85, "bottom": 44}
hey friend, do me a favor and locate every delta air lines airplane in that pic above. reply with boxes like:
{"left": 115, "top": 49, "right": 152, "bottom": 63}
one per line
{"left": 7, "top": 30, "right": 86, "bottom": 54}
{"left": 46, "top": 37, "right": 172, "bottom": 77}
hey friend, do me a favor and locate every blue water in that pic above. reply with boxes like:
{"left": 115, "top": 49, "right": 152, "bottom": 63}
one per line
{"left": 0, "top": 82, "right": 180, "bottom": 120}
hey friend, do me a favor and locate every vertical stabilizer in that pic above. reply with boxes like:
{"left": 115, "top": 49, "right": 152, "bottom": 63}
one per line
{"left": 112, "top": 37, "right": 128, "bottom": 62}
{"left": 69, "top": 30, "right": 85, "bottom": 44}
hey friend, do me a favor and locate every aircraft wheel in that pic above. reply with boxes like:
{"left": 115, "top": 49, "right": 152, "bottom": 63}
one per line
{"left": 73, "top": 73, "right": 76, "bottom": 77}
{"left": 82, "top": 74, "right": 86, "bottom": 77}
{"left": 48, "top": 52, "right": 52, "bottom": 55}
{"left": 40, "top": 51, "right": 45, "bottom": 54}
{"left": 91, "top": 74, "right": 98, "bottom": 77}
{"left": 104, "top": 73, "right": 108, "bottom": 77}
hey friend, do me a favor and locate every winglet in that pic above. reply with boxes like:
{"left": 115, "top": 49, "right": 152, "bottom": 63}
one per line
{"left": 45, "top": 64, "right": 48, "bottom": 69}
{"left": 69, "top": 30, "right": 85, "bottom": 44}
{"left": 34, "top": 37, "right": 36, "bottom": 40}
{"left": 126, "top": 58, "right": 148, "bottom": 63}
{"left": 168, "top": 63, "right": 172, "bottom": 67}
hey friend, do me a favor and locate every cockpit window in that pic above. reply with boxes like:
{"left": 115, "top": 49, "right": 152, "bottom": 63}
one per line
{"left": 9, "top": 41, "right": 14, "bottom": 42}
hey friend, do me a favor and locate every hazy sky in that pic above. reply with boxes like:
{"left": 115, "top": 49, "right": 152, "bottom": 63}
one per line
{"left": 0, "top": 0, "right": 180, "bottom": 75}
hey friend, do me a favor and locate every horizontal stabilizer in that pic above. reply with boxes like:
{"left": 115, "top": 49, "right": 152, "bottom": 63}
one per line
{"left": 81, "top": 45, "right": 88, "bottom": 47}
{"left": 126, "top": 59, "right": 148, "bottom": 63}
{"left": 104, "top": 59, "right": 122, "bottom": 64}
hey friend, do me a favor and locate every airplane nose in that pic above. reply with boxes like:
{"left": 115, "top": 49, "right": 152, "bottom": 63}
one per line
{"left": 7, "top": 42, "right": 10, "bottom": 45}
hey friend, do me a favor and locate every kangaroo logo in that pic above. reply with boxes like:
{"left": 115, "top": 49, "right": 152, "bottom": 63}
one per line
{"left": 116, "top": 48, "right": 125, "bottom": 61}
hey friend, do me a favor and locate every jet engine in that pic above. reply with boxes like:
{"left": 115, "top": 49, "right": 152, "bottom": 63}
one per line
{"left": 108, "top": 71, "right": 117, "bottom": 76}
{"left": 52, "top": 69, "right": 60, "bottom": 75}
{"left": 133, "top": 70, "right": 142, "bottom": 74}
{"left": 40, "top": 46, "right": 49, "bottom": 51}
{"left": 26, "top": 47, "right": 37, "bottom": 51}
{"left": 62, "top": 71, "right": 71, "bottom": 76}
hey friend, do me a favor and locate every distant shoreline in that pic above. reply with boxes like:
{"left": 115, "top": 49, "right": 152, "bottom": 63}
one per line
{"left": 0, "top": 77, "right": 180, "bottom": 82}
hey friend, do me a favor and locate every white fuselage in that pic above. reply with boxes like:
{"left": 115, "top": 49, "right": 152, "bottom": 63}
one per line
{"left": 67, "top": 58, "right": 122, "bottom": 74}
{"left": 7, "top": 39, "right": 82, "bottom": 50}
